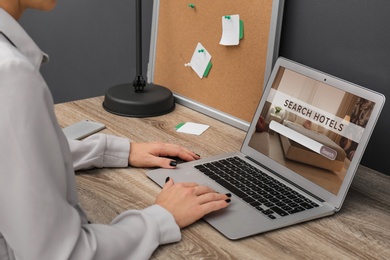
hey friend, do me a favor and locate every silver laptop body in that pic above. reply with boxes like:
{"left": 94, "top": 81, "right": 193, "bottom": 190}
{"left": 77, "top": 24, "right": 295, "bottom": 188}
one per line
{"left": 147, "top": 57, "right": 385, "bottom": 239}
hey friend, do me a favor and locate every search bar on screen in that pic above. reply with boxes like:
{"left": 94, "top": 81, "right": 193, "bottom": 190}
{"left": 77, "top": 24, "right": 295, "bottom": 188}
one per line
{"left": 269, "top": 121, "right": 337, "bottom": 161}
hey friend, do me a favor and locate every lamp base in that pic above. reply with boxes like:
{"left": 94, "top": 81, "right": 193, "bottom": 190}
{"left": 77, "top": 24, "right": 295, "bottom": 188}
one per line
{"left": 103, "top": 83, "right": 175, "bottom": 117}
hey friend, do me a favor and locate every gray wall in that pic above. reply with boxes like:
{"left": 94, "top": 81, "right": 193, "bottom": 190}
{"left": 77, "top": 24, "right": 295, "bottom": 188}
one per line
{"left": 279, "top": 0, "right": 389, "bottom": 174}
{"left": 20, "top": 0, "right": 153, "bottom": 103}
{"left": 20, "top": 0, "right": 389, "bottom": 174}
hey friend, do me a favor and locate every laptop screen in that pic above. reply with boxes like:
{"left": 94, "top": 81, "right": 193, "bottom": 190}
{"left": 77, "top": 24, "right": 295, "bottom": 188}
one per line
{"left": 247, "top": 66, "right": 378, "bottom": 196}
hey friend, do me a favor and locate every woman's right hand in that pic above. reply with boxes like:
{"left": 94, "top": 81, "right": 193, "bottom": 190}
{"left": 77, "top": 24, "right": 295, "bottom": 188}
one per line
{"left": 155, "top": 177, "right": 231, "bottom": 228}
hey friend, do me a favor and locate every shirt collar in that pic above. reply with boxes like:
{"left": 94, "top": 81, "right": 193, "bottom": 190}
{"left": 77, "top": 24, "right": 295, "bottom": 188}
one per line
{"left": 0, "top": 8, "right": 49, "bottom": 67}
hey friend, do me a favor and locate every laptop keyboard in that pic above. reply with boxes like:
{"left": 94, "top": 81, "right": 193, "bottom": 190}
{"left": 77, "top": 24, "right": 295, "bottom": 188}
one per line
{"left": 194, "top": 156, "right": 319, "bottom": 220}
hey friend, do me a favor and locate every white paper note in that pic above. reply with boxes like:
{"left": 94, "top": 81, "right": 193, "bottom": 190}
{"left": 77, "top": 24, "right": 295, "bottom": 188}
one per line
{"left": 220, "top": 14, "right": 240, "bottom": 46}
{"left": 176, "top": 122, "right": 210, "bottom": 135}
{"left": 186, "top": 43, "right": 212, "bottom": 79}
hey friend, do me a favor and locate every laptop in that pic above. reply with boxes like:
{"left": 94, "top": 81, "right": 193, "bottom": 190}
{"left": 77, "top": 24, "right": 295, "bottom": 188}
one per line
{"left": 147, "top": 57, "right": 385, "bottom": 240}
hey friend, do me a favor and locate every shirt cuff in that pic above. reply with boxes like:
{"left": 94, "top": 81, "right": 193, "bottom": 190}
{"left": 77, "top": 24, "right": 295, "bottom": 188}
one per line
{"left": 103, "top": 135, "right": 130, "bottom": 167}
{"left": 142, "top": 205, "right": 181, "bottom": 245}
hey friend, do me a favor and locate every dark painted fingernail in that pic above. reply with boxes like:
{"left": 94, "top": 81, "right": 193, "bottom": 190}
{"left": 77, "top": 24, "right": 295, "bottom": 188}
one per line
{"left": 225, "top": 193, "right": 232, "bottom": 197}
{"left": 170, "top": 161, "right": 177, "bottom": 167}
{"left": 195, "top": 153, "right": 201, "bottom": 157}
{"left": 225, "top": 199, "right": 231, "bottom": 203}
{"left": 165, "top": 177, "right": 170, "bottom": 183}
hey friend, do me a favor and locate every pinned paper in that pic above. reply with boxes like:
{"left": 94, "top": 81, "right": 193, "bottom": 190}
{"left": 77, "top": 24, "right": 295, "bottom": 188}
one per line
{"left": 185, "top": 43, "right": 212, "bottom": 79}
{"left": 175, "top": 122, "right": 210, "bottom": 135}
{"left": 220, "top": 14, "right": 244, "bottom": 46}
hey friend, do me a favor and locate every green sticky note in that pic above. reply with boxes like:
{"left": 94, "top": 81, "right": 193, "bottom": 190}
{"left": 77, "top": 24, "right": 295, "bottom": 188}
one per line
{"left": 203, "top": 61, "right": 213, "bottom": 78}
{"left": 175, "top": 122, "right": 185, "bottom": 130}
{"left": 240, "top": 20, "right": 244, "bottom": 40}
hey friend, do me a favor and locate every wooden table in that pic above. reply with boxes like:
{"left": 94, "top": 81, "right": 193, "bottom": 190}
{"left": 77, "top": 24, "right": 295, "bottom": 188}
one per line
{"left": 55, "top": 96, "right": 390, "bottom": 259}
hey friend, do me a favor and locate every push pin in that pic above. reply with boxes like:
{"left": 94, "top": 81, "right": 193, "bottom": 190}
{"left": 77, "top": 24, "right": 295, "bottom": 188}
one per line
{"left": 188, "top": 4, "right": 195, "bottom": 9}
{"left": 224, "top": 15, "right": 231, "bottom": 19}
{"left": 198, "top": 49, "right": 205, "bottom": 53}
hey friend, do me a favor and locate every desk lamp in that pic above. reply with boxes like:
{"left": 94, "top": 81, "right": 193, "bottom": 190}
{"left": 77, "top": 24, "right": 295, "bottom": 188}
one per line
{"left": 103, "top": 0, "right": 175, "bottom": 117}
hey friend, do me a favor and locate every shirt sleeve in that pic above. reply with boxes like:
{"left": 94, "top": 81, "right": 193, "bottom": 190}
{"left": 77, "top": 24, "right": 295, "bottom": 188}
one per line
{"left": 74, "top": 205, "right": 181, "bottom": 260}
{"left": 68, "top": 134, "right": 130, "bottom": 171}
{"left": 0, "top": 48, "right": 181, "bottom": 260}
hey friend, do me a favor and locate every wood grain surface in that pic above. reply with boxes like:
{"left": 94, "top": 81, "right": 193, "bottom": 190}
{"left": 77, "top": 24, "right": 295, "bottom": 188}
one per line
{"left": 55, "top": 97, "right": 390, "bottom": 260}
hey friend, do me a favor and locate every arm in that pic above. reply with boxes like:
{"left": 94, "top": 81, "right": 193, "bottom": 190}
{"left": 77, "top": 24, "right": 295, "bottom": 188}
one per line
{"left": 69, "top": 136, "right": 201, "bottom": 171}
{"left": 68, "top": 134, "right": 130, "bottom": 171}
{"left": 0, "top": 59, "right": 180, "bottom": 259}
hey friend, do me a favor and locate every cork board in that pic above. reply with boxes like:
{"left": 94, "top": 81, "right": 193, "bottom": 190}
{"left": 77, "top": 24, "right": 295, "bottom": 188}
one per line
{"left": 149, "top": 0, "right": 284, "bottom": 124}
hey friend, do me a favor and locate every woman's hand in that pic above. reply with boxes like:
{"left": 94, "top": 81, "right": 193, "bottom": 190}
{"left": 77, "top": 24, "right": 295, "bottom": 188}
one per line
{"left": 128, "top": 142, "right": 200, "bottom": 168}
{"left": 155, "top": 177, "right": 231, "bottom": 228}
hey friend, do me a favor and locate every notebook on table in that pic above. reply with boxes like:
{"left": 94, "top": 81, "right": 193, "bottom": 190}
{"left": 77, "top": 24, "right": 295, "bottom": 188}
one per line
{"left": 147, "top": 57, "right": 385, "bottom": 240}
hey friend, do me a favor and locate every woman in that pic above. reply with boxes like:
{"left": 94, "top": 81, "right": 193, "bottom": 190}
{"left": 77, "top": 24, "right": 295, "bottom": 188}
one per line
{"left": 0, "top": 1, "right": 230, "bottom": 259}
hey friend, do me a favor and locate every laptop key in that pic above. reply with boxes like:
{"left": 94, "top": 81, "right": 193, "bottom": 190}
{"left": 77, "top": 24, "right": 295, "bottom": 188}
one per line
{"left": 250, "top": 201, "right": 261, "bottom": 207}
{"left": 208, "top": 175, "right": 220, "bottom": 181}
{"left": 202, "top": 170, "right": 215, "bottom": 176}
{"left": 287, "top": 207, "right": 306, "bottom": 214}
{"left": 255, "top": 205, "right": 265, "bottom": 212}
{"left": 262, "top": 209, "right": 274, "bottom": 215}
{"left": 270, "top": 206, "right": 289, "bottom": 216}
{"left": 300, "top": 202, "right": 314, "bottom": 209}
{"left": 215, "top": 179, "right": 247, "bottom": 198}
{"left": 196, "top": 167, "right": 210, "bottom": 173}
{"left": 243, "top": 197, "right": 255, "bottom": 203}
{"left": 246, "top": 190, "right": 258, "bottom": 196}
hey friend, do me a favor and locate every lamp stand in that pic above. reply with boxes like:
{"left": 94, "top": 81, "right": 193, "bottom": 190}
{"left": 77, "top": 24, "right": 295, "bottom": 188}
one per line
{"left": 103, "top": 0, "right": 175, "bottom": 117}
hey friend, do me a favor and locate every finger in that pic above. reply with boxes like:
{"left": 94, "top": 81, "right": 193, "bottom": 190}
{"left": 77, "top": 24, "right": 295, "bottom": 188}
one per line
{"left": 199, "top": 199, "right": 231, "bottom": 215}
{"left": 180, "top": 182, "right": 199, "bottom": 188}
{"left": 146, "top": 150, "right": 198, "bottom": 169}
{"left": 197, "top": 192, "right": 229, "bottom": 204}
{"left": 151, "top": 157, "right": 179, "bottom": 169}
{"left": 164, "top": 181, "right": 198, "bottom": 191}
{"left": 133, "top": 153, "right": 179, "bottom": 169}
{"left": 155, "top": 144, "right": 200, "bottom": 161}
{"left": 176, "top": 150, "right": 200, "bottom": 161}
{"left": 162, "top": 177, "right": 174, "bottom": 190}
{"left": 191, "top": 185, "right": 215, "bottom": 196}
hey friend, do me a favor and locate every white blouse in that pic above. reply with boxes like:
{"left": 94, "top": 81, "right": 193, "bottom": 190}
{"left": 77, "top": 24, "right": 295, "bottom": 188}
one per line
{"left": 0, "top": 8, "right": 180, "bottom": 260}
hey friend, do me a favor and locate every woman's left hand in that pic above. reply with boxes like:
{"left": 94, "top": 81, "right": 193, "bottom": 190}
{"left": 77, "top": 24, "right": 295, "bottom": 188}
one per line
{"left": 128, "top": 142, "right": 200, "bottom": 168}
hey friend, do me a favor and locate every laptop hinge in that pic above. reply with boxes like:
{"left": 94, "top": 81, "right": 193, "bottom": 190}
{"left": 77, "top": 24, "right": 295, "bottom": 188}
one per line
{"left": 245, "top": 156, "right": 325, "bottom": 203}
